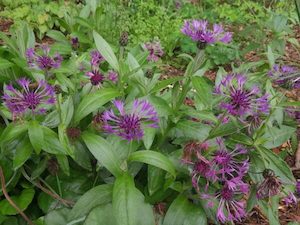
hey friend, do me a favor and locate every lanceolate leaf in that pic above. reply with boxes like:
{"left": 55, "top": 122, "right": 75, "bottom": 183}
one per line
{"left": 28, "top": 120, "right": 44, "bottom": 154}
{"left": 13, "top": 137, "right": 33, "bottom": 169}
{"left": 84, "top": 204, "right": 116, "bottom": 225}
{"left": 128, "top": 150, "right": 176, "bottom": 177}
{"left": 74, "top": 88, "right": 120, "bottom": 124}
{"left": 82, "top": 132, "right": 123, "bottom": 177}
{"left": 163, "top": 195, "right": 207, "bottom": 225}
{"left": 93, "top": 31, "right": 119, "bottom": 71}
{"left": 69, "top": 184, "right": 113, "bottom": 220}
{"left": 0, "top": 122, "right": 28, "bottom": 147}
{"left": 112, "top": 173, "right": 155, "bottom": 225}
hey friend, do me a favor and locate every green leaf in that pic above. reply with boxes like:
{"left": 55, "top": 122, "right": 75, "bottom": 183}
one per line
{"left": 128, "top": 150, "right": 176, "bottom": 177}
{"left": 93, "top": 31, "right": 119, "bottom": 71}
{"left": 267, "top": 45, "right": 275, "bottom": 67}
{"left": 143, "top": 127, "right": 156, "bottom": 150}
{"left": 171, "top": 120, "right": 211, "bottom": 141}
{"left": 42, "top": 127, "right": 68, "bottom": 155}
{"left": 13, "top": 137, "right": 33, "bottom": 169}
{"left": 163, "top": 195, "right": 207, "bottom": 225}
{"left": 28, "top": 121, "right": 44, "bottom": 154}
{"left": 0, "top": 58, "right": 14, "bottom": 70}
{"left": 46, "top": 30, "right": 68, "bottom": 43}
{"left": 0, "top": 122, "right": 28, "bottom": 147}
{"left": 0, "top": 189, "right": 35, "bottom": 215}
{"left": 150, "top": 77, "right": 184, "bottom": 94}
{"left": 74, "top": 88, "right": 120, "bottom": 124}
{"left": 112, "top": 173, "right": 155, "bottom": 225}
{"left": 84, "top": 204, "right": 116, "bottom": 225}
{"left": 60, "top": 96, "right": 74, "bottom": 127}
{"left": 69, "top": 184, "right": 113, "bottom": 220}
{"left": 45, "top": 208, "right": 70, "bottom": 225}
{"left": 82, "top": 132, "right": 123, "bottom": 177}
{"left": 257, "top": 146, "right": 295, "bottom": 184}
{"left": 208, "top": 122, "right": 239, "bottom": 138}
{"left": 192, "top": 76, "right": 213, "bottom": 109}
{"left": 262, "top": 125, "right": 296, "bottom": 148}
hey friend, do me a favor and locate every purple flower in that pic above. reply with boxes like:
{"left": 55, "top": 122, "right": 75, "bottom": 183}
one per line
{"left": 25, "top": 45, "right": 62, "bottom": 72}
{"left": 102, "top": 100, "right": 159, "bottom": 141}
{"left": 107, "top": 70, "right": 118, "bottom": 84}
{"left": 216, "top": 184, "right": 247, "bottom": 223}
{"left": 215, "top": 74, "right": 269, "bottom": 117}
{"left": 256, "top": 169, "right": 282, "bottom": 199}
{"left": 71, "top": 37, "right": 79, "bottom": 49}
{"left": 212, "top": 139, "right": 249, "bottom": 188}
{"left": 86, "top": 70, "right": 105, "bottom": 86}
{"left": 90, "top": 50, "right": 105, "bottom": 67}
{"left": 283, "top": 192, "right": 297, "bottom": 206}
{"left": 144, "top": 41, "right": 164, "bottom": 62}
{"left": 2, "top": 78, "right": 55, "bottom": 117}
{"left": 268, "top": 64, "right": 299, "bottom": 89}
{"left": 181, "top": 19, "right": 232, "bottom": 44}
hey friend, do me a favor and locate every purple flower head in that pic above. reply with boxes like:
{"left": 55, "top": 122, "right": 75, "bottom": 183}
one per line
{"left": 268, "top": 64, "right": 299, "bottom": 89}
{"left": 2, "top": 78, "right": 55, "bottom": 117}
{"left": 90, "top": 50, "right": 105, "bottom": 67}
{"left": 102, "top": 100, "right": 159, "bottom": 141}
{"left": 107, "top": 70, "right": 118, "bottom": 84}
{"left": 215, "top": 74, "right": 270, "bottom": 117}
{"left": 212, "top": 140, "right": 249, "bottom": 188}
{"left": 71, "top": 37, "right": 79, "bottom": 49}
{"left": 283, "top": 192, "right": 297, "bottom": 206}
{"left": 181, "top": 19, "right": 232, "bottom": 44}
{"left": 86, "top": 69, "right": 105, "bottom": 86}
{"left": 25, "top": 45, "right": 62, "bottom": 72}
{"left": 144, "top": 40, "right": 164, "bottom": 62}
{"left": 216, "top": 184, "right": 247, "bottom": 223}
{"left": 257, "top": 169, "right": 282, "bottom": 199}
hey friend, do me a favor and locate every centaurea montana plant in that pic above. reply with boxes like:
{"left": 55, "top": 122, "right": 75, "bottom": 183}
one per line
{"left": 268, "top": 64, "right": 300, "bottom": 89}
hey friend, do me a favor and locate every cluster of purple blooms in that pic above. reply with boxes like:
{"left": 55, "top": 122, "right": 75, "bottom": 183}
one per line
{"left": 25, "top": 45, "right": 63, "bottom": 72}
{"left": 144, "top": 41, "right": 164, "bottom": 62}
{"left": 2, "top": 78, "right": 55, "bottom": 118}
{"left": 181, "top": 19, "right": 232, "bottom": 45}
{"left": 183, "top": 139, "right": 249, "bottom": 223}
{"left": 215, "top": 74, "right": 269, "bottom": 120}
{"left": 86, "top": 50, "right": 118, "bottom": 86}
{"left": 102, "top": 99, "right": 158, "bottom": 141}
{"left": 268, "top": 64, "right": 299, "bottom": 89}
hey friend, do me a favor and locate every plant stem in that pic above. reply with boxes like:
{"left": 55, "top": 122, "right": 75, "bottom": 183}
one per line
{"left": 0, "top": 166, "right": 35, "bottom": 225}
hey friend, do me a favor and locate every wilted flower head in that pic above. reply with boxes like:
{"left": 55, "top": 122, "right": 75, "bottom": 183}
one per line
{"left": 90, "top": 50, "right": 105, "bottom": 67}
{"left": 86, "top": 69, "right": 105, "bottom": 86}
{"left": 215, "top": 74, "right": 269, "bottom": 117}
{"left": 257, "top": 169, "right": 282, "bottom": 199}
{"left": 26, "top": 45, "right": 62, "bottom": 72}
{"left": 182, "top": 141, "right": 209, "bottom": 163}
{"left": 181, "top": 19, "right": 232, "bottom": 45}
{"left": 144, "top": 40, "right": 164, "bottom": 62}
{"left": 107, "top": 70, "right": 118, "bottom": 84}
{"left": 66, "top": 127, "right": 81, "bottom": 140}
{"left": 216, "top": 184, "right": 247, "bottom": 223}
{"left": 102, "top": 99, "right": 158, "bottom": 141}
{"left": 2, "top": 78, "right": 55, "bottom": 117}
{"left": 268, "top": 64, "right": 299, "bottom": 89}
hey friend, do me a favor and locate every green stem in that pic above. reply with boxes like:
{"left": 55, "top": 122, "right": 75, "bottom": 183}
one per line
{"left": 56, "top": 174, "right": 62, "bottom": 197}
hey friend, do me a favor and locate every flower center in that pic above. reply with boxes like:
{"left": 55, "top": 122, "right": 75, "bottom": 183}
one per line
{"left": 119, "top": 114, "right": 142, "bottom": 139}
{"left": 90, "top": 73, "right": 104, "bottom": 86}
{"left": 194, "top": 160, "right": 210, "bottom": 176}
{"left": 221, "top": 187, "right": 233, "bottom": 200}
{"left": 230, "top": 89, "right": 251, "bottom": 111}
{"left": 37, "top": 56, "right": 53, "bottom": 70}
{"left": 214, "top": 150, "right": 232, "bottom": 166}
{"left": 23, "top": 92, "right": 40, "bottom": 110}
